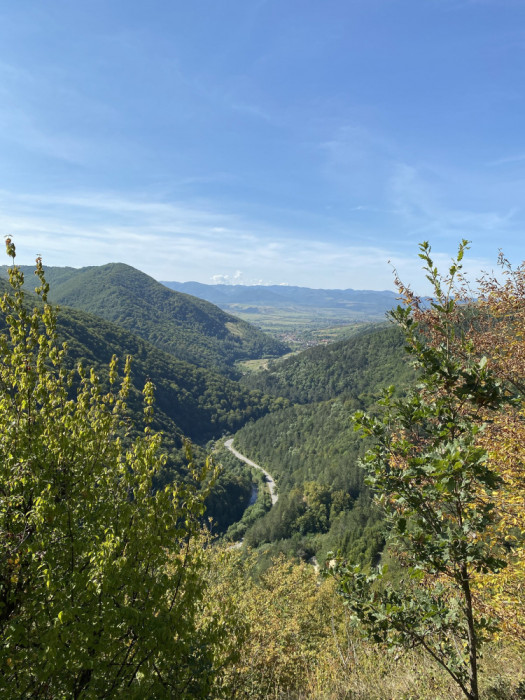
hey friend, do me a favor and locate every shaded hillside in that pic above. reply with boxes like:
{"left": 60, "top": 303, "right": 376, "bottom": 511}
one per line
{"left": 57, "top": 306, "right": 285, "bottom": 443}
{"left": 241, "top": 323, "right": 413, "bottom": 404}
{"left": 0, "top": 278, "right": 284, "bottom": 444}
{"left": 1, "top": 264, "right": 289, "bottom": 376}
{"left": 57, "top": 306, "right": 288, "bottom": 533}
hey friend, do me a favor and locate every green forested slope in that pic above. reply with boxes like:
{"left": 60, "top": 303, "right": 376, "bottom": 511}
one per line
{"left": 57, "top": 306, "right": 285, "bottom": 443}
{"left": 230, "top": 323, "right": 415, "bottom": 564}
{"left": 1, "top": 263, "right": 289, "bottom": 376}
{"left": 234, "top": 399, "right": 384, "bottom": 564}
{"left": 0, "top": 276, "right": 284, "bottom": 532}
{"left": 241, "top": 324, "right": 412, "bottom": 404}
{"left": 0, "top": 278, "right": 283, "bottom": 445}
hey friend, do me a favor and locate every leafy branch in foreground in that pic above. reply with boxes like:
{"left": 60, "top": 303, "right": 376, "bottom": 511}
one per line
{"left": 329, "top": 241, "right": 511, "bottom": 700}
{"left": 0, "top": 240, "right": 221, "bottom": 699}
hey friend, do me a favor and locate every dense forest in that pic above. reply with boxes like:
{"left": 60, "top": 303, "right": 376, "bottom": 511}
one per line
{"left": 1, "top": 244, "right": 524, "bottom": 699}
{"left": 0, "top": 263, "right": 289, "bottom": 376}
{"left": 229, "top": 324, "right": 415, "bottom": 564}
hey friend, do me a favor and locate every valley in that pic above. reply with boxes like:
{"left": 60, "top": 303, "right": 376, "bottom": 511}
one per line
{"left": 0, "top": 262, "right": 412, "bottom": 560}
{"left": 1, "top": 262, "right": 400, "bottom": 557}
{"left": 162, "top": 280, "right": 397, "bottom": 349}
{"left": 3, "top": 252, "right": 524, "bottom": 699}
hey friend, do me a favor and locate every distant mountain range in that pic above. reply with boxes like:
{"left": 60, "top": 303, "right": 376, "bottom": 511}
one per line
{"left": 161, "top": 281, "right": 398, "bottom": 316}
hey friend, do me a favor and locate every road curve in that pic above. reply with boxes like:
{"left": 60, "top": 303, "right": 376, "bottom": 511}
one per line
{"left": 224, "top": 438, "right": 279, "bottom": 505}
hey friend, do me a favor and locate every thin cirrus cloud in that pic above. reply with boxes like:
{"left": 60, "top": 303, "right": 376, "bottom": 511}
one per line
{"left": 0, "top": 188, "right": 498, "bottom": 294}
{"left": 487, "top": 153, "right": 525, "bottom": 167}
{"left": 386, "top": 162, "right": 521, "bottom": 242}
{"left": 0, "top": 189, "right": 409, "bottom": 290}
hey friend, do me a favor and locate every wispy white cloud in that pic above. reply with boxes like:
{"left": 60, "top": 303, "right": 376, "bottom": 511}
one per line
{"left": 211, "top": 270, "right": 272, "bottom": 285}
{"left": 387, "top": 162, "right": 520, "bottom": 241}
{"left": 0, "top": 188, "right": 504, "bottom": 294}
{"left": 318, "top": 123, "right": 397, "bottom": 202}
{"left": 0, "top": 189, "right": 407, "bottom": 291}
{"left": 487, "top": 153, "right": 525, "bottom": 167}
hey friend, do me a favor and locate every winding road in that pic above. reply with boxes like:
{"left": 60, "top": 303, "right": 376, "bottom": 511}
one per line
{"left": 224, "top": 438, "right": 279, "bottom": 505}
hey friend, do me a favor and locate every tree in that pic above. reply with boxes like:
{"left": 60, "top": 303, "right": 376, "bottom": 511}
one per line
{"left": 405, "top": 247, "right": 525, "bottom": 648}
{"left": 330, "top": 241, "right": 510, "bottom": 700}
{"left": 0, "top": 241, "right": 220, "bottom": 698}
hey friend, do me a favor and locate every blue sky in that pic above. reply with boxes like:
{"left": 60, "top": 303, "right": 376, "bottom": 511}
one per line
{"left": 1, "top": 0, "right": 524, "bottom": 290}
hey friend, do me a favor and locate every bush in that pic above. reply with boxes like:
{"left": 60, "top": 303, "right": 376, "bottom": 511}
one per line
{"left": 0, "top": 242, "right": 220, "bottom": 698}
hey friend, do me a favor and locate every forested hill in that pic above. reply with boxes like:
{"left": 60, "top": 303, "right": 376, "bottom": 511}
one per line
{"left": 0, "top": 279, "right": 284, "bottom": 444}
{"left": 59, "top": 306, "right": 285, "bottom": 441}
{"left": 0, "top": 263, "right": 289, "bottom": 376}
{"left": 241, "top": 323, "right": 414, "bottom": 405}
{"left": 228, "top": 323, "right": 416, "bottom": 564}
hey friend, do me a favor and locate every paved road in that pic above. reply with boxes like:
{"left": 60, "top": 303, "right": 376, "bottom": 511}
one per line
{"left": 224, "top": 438, "right": 279, "bottom": 505}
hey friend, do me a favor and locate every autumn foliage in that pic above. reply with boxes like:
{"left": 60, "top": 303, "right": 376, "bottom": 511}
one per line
{"left": 395, "top": 244, "right": 525, "bottom": 646}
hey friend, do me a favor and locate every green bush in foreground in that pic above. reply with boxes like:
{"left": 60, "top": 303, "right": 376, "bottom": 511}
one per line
{"left": 0, "top": 241, "right": 219, "bottom": 698}
{"left": 331, "top": 242, "right": 510, "bottom": 700}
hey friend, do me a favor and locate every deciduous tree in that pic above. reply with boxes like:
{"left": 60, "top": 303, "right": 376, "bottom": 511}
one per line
{"left": 331, "top": 241, "right": 512, "bottom": 700}
{"left": 404, "top": 247, "right": 525, "bottom": 647}
{"left": 0, "top": 241, "right": 219, "bottom": 698}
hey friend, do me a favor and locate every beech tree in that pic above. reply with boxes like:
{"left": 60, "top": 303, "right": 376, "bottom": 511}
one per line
{"left": 0, "top": 241, "right": 220, "bottom": 698}
{"left": 332, "top": 242, "right": 511, "bottom": 700}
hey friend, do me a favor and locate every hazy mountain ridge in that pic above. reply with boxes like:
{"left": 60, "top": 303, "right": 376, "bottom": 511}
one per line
{"left": 162, "top": 280, "right": 398, "bottom": 314}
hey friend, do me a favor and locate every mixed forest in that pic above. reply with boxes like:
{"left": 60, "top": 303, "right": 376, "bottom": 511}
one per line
{"left": 1, "top": 239, "right": 524, "bottom": 699}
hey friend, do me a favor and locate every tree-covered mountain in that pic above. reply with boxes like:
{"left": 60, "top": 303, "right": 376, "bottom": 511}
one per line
{"left": 241, "top": 323, "right": 414, "bottom": 404}
{"left": 0, "top": 278, "right": 284, "bottom": 446}
{"left": 227, "top": 323, "right": 416, "bottom": 564}
{"left": 1, "top": 264, "right": 289, "bottom": 376}
{"left": 0, "top": 274, "right": 286, "bottom": 532}
{"left": 1, "top": 264, "right": 412, "bottom": 555}
{"left": 59, "top": 307, "right": 285, "bottom": 441}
